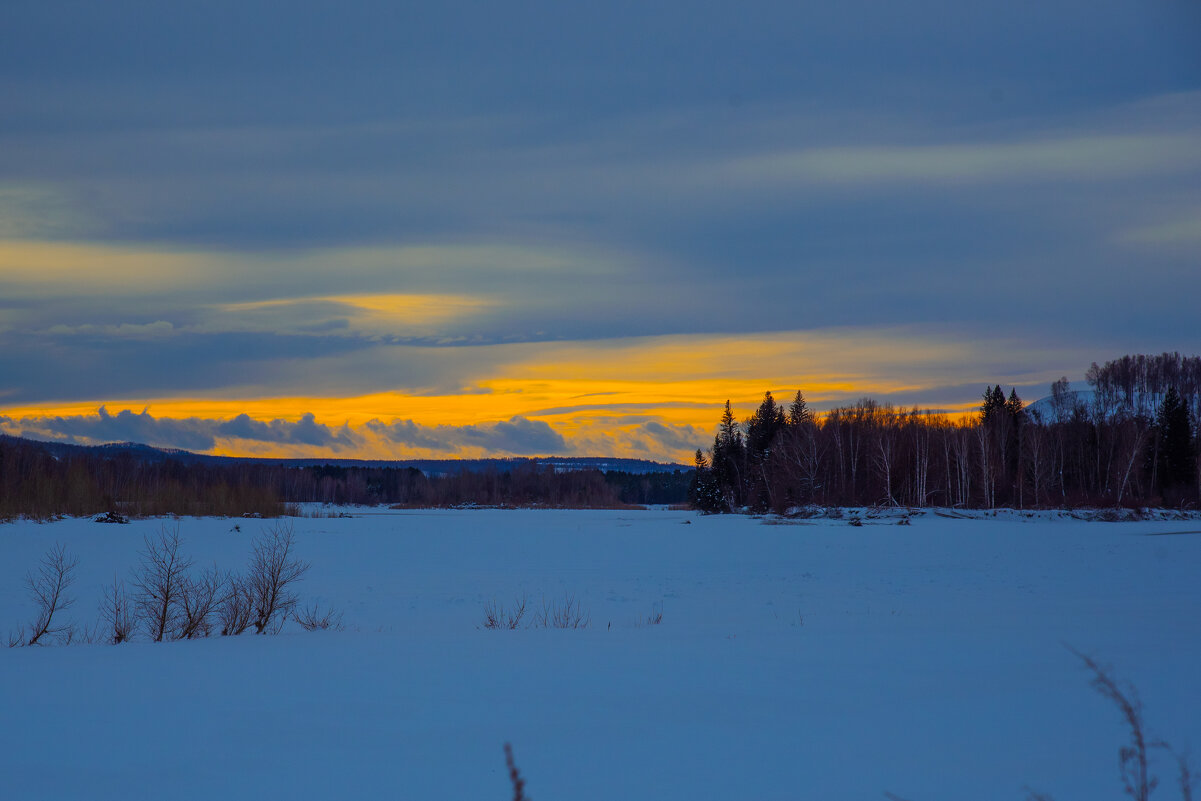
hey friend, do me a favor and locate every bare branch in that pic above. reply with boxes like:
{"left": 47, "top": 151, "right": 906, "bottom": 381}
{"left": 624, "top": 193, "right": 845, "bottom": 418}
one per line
{"left": 1153, "top": 743, "right": 1196, "bottom": 801}
{"left": 177, "top": 565, "right": 225, "bottom": 639}
{"left": 504, "top": 743, "right": 530, "bottom": 801}
{"left": 532, "top": 594, "right": 590, "bottom": 629}
{"left": 99, "top": 577, "right": 137, "bottom": 644}
{"left": 483, "top": 596, "right": 527, "bottom": 630}
{"left": 24, "top": 543, "right": 78, "bottom": 646}
{"left": 294, "top": 603, "right": 344, "bottom": 632}
{"left": 217, "top": 572, "right": 254, "bottom": 636}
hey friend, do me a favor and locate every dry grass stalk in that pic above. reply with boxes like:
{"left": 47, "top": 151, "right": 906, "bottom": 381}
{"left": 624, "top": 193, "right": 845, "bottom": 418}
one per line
{"left": 504, "top": 743, "right": 530, "bottom": 801}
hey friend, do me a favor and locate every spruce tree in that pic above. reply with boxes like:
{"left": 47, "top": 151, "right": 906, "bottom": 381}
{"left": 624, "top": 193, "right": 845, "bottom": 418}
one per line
{"left": 689, "top": 449, "right": 724, "bottom": 513}
{"left": 711, "top": 401, "right": 745, "bottom": 510}
{"left": 745, "top": 392, "right": 787, "bottom": 512}
{"left": 981, "top": 385, "right": 1006, "bottom": 423}
{"left": 787, "top": 390, "right": 813, "bottom": 427}
{"left": 1156, "top": 386, "right": 1197, "bottom": 497}
{"left": 746, "top": 392, "right": 786, "bottom": 464}
{"left": 1005, "top": 388, "right": 1024, "bottom": 422}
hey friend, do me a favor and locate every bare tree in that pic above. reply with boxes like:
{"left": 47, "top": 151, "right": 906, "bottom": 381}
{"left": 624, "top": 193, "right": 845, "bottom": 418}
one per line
{"left": 23, "top": 543, "right": 78, "bottom": 646}
{"left": 217, "top": 572, "right": 254, "bottom": 636}
{"left": 1115, "top": 421, "right": 1149, "bottom": 508}
{"left": 99, "top": 577, "right": 137, "bottom": 644}
{"left": 132, "top": 525, "right": 193, "bottom": 642}
{"left": 177, "top": 565, "right": 226, "bottom": 639}
{"left": 248, "top": 523, "right": 310, "bottom": 634}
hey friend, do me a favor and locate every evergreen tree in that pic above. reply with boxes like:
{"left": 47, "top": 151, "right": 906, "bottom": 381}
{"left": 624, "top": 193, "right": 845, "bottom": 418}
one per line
{"left": 1004, "top": 388, "right": 1026, "bottom": 504}
{"left": 745, "top": 392, "right": 787, "bottom": 512}
{"left": 688, "top": 449, "right": 725, "bottom": 513}
{"left": 746, "top": 391, "right": 786, "bottom": 464}
{"left": 787, "top": 390, "right": 813, "bottom": 427}
{"left": 1156, "top": 386, "right": 1197, "bottom": 497}
{"left": 711, "top": 401, "right": 745, "bottom": 510}
{"left": 1005, "top": 388, "right": 1024, "bottom": 422}
{"left": 980, "top": 385, "right": 1006, "bottom": 423}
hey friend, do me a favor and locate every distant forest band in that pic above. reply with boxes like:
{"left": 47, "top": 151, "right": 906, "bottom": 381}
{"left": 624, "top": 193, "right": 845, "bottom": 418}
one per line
{"left": 2, "top": 353, "right": 1198, "bottom": 519}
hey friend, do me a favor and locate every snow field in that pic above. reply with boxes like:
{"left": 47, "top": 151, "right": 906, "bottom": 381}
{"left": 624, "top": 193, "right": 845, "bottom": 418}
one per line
{"left": 1, "top": 509, "right": 1198, "bottom": 800}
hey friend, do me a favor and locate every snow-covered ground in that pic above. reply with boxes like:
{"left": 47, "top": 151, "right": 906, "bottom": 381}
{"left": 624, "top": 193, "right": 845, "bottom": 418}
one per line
{"left": 1, "top": 508, "right": 1198, "bottom": 800}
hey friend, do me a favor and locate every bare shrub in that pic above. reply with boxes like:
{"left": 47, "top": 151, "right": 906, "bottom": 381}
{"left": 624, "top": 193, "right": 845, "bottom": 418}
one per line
{"left": 483, "top": 596, "right": 527, "bottom": 630}
{"left": 23, "top": 543, "right": 78, "bottom": 646}
{"left": 132, "top": 525, "right": 193, "bottom": 642}
{"left": 294, "top": 603, "right": 344, "bottom": 632}
{"left": 533, "top": 594, "right": 590, "bottom": 629}
{"left": 99, "top": 578, "right": 137, "bottom": 644}
{"left": 645, "top": 602, "right": 663, "bottom": 626}
{"left": 177, "top": 565, "right": 226, "bottom": 639}
{"left": 248, "top": 522, "right": 310, "bottom": 634}
{"left": 504, "top": 743, "right": 530, "bottom": 801}
{"left": 217, "top": 573, "right": 254, "bottom": 636}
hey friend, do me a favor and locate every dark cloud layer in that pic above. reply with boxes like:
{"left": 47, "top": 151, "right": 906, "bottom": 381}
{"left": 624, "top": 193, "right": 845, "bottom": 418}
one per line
{"left": 368, "top": 416, "right": 566, "bottom": 455}
{"left": 19, "top": 407, "right": 218, "bottom": 452}
{"left": 217, "top": 413, "right": 355, "bottom": 449}
{"left": 11, "top": 407, "right": 358, "bottom": 453}
{"left": 6, "top": 408, "right": 568, "bottom": 457}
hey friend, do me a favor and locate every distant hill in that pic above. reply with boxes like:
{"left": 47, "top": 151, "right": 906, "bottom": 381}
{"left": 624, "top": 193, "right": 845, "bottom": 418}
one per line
{"left": 1025, "top": 388, "right": 1181, "bottom": 423}
{"left": 1024, "top": 389, "right": 1094, "bottom": 422}
{"left": 0, "top": 434, "right": 687, "bottom": 475}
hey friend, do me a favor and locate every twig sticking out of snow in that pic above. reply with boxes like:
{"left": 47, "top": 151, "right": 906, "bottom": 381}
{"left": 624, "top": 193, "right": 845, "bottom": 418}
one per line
{"left": 504, "top": 743, "right": 530, "bottom": 801}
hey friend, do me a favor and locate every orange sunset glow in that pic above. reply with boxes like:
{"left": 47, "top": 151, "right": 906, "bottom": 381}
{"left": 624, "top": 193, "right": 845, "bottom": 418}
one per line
{"left": 2, "top": 326, "right": 1045, "bottom": 462}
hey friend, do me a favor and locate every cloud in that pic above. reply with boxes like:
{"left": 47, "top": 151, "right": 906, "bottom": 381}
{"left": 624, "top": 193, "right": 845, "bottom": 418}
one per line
{"left": 6, "top": 407, "right": 359, "bottom": 453}
{"left": 0, "top": 184, "right": 96, "bottom": 239}
{"left": 640, "top": 421, "right": 708, "bottom": 453}
{"left": 368, "top": 416, "right": 566, "bottom": 455}
{"left": 44, "top": 321, "right": 175, "bottom": 338}
{"left": 205, "top": 293, "right": 497, "bottom": 339}
{"left": 720, "top": 133, "right": 1201, "bottom": 188}
{"left": 217, "top": 413, "right": 357, "bottom": 449}
{"left": 20, "top": 406, "right": 218, "bottom": 452}
{"left": 1119, "top": 211, "right": 1201, "bottom": 247}
{"left": 456, "top": 417, "right": 566, "bottom": 454}
{"left": 363, "top": 419, "right": 456, "bottom": 451}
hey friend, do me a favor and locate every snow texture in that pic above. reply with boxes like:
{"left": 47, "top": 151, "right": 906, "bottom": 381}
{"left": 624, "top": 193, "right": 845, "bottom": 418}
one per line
{"left": 1, "top": 508, "right": 1198, "bottom": 800}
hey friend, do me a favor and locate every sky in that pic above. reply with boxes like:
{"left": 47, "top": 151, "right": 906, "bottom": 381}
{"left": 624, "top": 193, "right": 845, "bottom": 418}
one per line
{"left": 1, "top": 0, "right": 1200, "bottom": 463}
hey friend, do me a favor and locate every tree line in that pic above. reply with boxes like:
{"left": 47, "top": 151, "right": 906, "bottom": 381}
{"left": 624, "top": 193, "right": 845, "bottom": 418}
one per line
{"left": 0, "top": 437, "right": 691, "bottom": 520}
{"left": 691, "top": 353, "right": 1200, "bottom": 512}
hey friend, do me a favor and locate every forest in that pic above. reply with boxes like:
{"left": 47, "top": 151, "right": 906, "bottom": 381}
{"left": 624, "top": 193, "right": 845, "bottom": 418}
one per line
{"left": 0, "top": 439, "right": 690, "bottom": 520}
{"left": 691, "top": 353, "right": 1201, "bottom": 513}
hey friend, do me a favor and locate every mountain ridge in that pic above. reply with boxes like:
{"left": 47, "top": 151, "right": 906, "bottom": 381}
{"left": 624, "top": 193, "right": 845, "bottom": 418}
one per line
{"left": 0, "top": 434, "right": 689, "bottom": 475}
